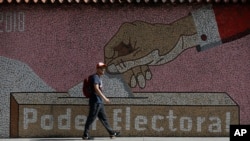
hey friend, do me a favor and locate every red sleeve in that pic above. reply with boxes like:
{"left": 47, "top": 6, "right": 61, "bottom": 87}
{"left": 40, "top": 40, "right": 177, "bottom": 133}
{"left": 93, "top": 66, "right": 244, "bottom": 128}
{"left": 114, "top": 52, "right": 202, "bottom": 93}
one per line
{"left": 213, "top": 4, "right": 250, "bottom": 43}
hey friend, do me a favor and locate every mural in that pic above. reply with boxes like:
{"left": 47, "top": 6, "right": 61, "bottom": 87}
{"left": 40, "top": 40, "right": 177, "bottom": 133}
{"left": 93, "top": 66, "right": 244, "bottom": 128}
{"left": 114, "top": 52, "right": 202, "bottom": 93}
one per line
{"left": 0, "top": 3, "right": 249, "bottom": 138}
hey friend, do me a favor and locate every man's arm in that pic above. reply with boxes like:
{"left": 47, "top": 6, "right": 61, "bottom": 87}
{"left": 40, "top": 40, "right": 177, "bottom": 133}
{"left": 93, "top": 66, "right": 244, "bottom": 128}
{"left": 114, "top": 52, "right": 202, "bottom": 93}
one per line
{"left": 94, "top": 84, "right": 110, "bottom": 103}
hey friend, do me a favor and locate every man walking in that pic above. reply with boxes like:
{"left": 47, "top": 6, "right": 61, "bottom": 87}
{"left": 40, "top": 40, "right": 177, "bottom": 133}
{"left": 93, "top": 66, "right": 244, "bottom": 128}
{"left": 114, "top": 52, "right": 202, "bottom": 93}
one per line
{"left": 82, "top": 62, "right": 120, "bottom": 140}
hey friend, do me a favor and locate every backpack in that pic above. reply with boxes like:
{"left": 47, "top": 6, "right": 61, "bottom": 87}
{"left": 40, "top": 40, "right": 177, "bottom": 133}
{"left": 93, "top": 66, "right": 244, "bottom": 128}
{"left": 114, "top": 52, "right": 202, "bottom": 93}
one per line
{"left": 82, "top": 75, "right": 92, "bottom": 98}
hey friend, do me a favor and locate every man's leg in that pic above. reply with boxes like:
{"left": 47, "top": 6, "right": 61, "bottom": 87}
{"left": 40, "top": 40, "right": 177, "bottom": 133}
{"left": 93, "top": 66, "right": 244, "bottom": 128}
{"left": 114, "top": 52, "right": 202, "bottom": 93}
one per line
{"left": 97, "top": 103, "right": 114, "bottom": 135}
{"left": 98, "top": 104, "right": 121, "bottom": 138}
{"left": 83, "top": 103, "right": 100, "bottom": 137}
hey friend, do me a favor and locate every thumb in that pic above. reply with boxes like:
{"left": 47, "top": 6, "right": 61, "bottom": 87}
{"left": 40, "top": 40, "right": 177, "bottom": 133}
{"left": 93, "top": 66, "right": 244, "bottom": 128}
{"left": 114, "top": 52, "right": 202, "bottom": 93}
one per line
{"left": 107, "top": 49, "right": 159, "bottom": 74}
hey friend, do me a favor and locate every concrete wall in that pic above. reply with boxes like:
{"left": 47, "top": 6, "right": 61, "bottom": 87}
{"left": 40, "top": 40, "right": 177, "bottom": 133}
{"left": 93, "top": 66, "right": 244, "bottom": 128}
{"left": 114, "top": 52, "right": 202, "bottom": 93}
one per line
{"left": 0, "top": 3, "right": 249, "bottom": 138}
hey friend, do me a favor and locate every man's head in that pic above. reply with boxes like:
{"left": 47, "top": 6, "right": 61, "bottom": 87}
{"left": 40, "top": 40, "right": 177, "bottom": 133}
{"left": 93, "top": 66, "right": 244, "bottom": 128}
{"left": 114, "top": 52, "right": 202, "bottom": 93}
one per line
{"left": 96, "top": 62, "right": 107, "bottom": 75}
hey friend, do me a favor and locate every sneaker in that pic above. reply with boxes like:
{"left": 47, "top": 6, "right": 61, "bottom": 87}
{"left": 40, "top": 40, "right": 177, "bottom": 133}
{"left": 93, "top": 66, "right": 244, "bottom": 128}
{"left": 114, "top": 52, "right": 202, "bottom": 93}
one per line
{"left": 110, "top": 131, "right": 120, "bottom": 139}
{"left": 82, "top": 134, "right": 94, "bottom": 140}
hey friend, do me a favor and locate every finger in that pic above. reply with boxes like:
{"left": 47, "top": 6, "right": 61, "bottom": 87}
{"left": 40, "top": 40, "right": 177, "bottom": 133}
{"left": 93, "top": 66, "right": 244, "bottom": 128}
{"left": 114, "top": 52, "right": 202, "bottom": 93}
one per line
{"left": 105, "top": 42, "right": 134, "bottom": 67}
{"left": 107, "top": 50, "right": 160, "bottom": 74}
{"left": 133, "top": 66, "right": 152, "bottom": 88}
{"left": 122, "top": 69, "right": 135, "bottom": 88}
{"left": 140, "top": 65, "right": 152, "bottom": 80}
{"left": 122, "top": 67, "right": 142, "bottom": 88}
{"left": 131, "top": 66, "right": 142, "bottom": 88}
{"left": 122, "top": 65, "right": 152, "bottom": 88}
{"left": 137, "top": 72, "right": 146, "bottom": 88}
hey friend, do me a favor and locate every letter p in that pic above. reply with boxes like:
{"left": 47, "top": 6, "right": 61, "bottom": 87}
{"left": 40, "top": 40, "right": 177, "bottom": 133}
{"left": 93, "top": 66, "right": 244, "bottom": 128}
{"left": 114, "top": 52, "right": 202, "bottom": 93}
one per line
{"left": 241, "top": 129, "right": 247, "bottom": 136}
{"left": 23, "top": 108, "right": 37, "bottom": 129}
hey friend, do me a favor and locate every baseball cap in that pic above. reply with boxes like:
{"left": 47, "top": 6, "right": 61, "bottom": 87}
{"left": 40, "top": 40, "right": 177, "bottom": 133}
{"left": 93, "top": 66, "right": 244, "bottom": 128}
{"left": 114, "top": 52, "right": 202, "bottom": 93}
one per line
{"left": 96, "top": 62, "right": 107, "bottom": 68}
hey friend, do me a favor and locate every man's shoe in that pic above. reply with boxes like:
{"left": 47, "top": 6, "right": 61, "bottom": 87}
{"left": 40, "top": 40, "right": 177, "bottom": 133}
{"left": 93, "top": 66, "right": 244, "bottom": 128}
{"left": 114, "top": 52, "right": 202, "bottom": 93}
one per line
{"left": 82, "top": 135, "right": 94, "bottom": 140}
{"left": 110, "top": 131, "right": 120, "bottom": 139}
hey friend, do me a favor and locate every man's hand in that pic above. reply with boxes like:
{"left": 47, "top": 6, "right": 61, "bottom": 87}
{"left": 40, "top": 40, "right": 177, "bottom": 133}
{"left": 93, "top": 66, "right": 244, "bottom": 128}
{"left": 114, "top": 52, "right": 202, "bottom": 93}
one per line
{"left": 104, "top": 15, "right": 198, "bottom": 88}
{"left": 104, "top": 97, "right": 110, "bottom": 104}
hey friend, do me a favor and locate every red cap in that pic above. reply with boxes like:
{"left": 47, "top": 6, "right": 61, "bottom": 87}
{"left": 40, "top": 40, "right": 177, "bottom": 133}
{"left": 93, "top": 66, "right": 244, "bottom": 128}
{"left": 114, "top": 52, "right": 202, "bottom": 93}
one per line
{"left": 96, "top": 62, "right": 107, "bottom": 68}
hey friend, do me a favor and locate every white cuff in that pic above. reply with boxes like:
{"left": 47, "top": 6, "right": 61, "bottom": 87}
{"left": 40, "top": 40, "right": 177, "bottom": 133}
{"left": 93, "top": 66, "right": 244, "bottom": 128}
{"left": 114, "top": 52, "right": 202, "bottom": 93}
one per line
{"left": 191, "top": 5, "right": 222, "bottom": 52}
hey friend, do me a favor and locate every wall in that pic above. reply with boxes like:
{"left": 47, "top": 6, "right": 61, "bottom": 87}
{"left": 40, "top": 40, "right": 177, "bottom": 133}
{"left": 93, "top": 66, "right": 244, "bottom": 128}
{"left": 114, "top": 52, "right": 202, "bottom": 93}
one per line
{"left": 0, "top": 3, "right": 249, "bottom": 138}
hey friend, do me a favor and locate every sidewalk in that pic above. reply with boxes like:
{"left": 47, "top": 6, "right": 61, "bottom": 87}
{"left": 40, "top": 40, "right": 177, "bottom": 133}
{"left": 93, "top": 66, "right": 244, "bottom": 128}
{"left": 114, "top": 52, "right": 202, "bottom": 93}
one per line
{"left": 0, "top": 137, "right": 229, "bottom": 141}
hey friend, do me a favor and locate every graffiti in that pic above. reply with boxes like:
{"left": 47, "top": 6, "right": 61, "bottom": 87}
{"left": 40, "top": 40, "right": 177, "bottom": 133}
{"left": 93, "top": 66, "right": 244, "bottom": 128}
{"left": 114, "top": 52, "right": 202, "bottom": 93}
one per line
{"left": 0, "top": 3, "right": 249, "bottom": 138}
{"left": 104, "top": 5, "right": 250, "bottom": 89}
{"left": 113, "top": 107, "right": 232, "bottom": 133}
{"left": 104, "top": 18, "right": 198, "bottom": 88}
{"left": 23, "top": 107, "right": 232, "bottom": 133}
{"left": 0, "top": 11, "right": 25, "bottom": 32}
{"left": 24, "top": 108, "right": 74, "bottom": 130}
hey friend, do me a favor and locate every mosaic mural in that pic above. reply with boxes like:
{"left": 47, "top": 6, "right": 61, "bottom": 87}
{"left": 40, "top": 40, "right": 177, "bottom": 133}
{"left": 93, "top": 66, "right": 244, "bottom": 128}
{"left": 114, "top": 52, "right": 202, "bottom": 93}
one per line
{"left": 0, "top": 3, "right": 249, "bottom": 138}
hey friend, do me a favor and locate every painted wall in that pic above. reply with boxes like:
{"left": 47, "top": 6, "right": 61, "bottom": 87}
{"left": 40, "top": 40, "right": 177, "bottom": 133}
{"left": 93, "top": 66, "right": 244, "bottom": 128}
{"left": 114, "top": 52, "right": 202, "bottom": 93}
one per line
{"left": 0, "top": 3, "right": 249, "bottom": 138}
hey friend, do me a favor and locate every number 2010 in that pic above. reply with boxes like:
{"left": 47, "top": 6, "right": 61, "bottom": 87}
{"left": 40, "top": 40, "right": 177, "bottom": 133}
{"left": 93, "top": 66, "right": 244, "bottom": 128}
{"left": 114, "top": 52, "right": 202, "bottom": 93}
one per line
{"left": 0, "top": 12, "right": 25, "bottom": 32}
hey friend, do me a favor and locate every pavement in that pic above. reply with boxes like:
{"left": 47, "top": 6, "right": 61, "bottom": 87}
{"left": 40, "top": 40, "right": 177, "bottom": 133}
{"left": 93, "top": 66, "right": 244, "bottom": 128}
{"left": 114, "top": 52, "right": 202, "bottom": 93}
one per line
{"left": 0, "top": 137, "right": 230, "bottom": 141}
